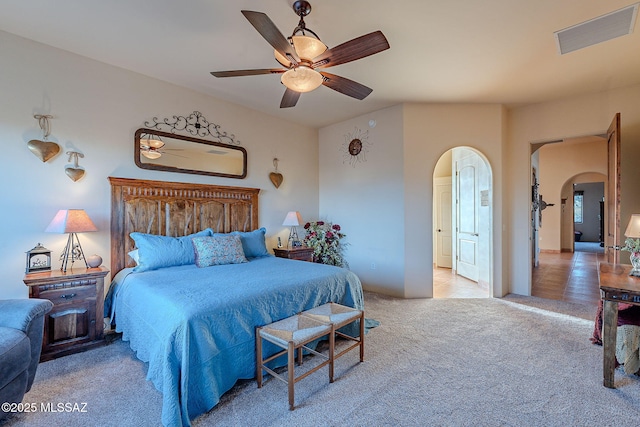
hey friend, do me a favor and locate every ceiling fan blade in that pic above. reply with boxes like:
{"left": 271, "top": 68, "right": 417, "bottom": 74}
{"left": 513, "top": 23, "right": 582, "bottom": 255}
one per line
{"left": 211, "top": 69, "right": 285, "bottom": 78}
{"left": 312, "top": 31, "right": 390, "bottom": 69}
{"left": 319, "top": 72, "right": 373, "bottom": 100}
{"left": 241, "top": 10, "right": 300, "bottom": 64}
{"left": 280, "top": 88, "right": 301, "bottom": 108}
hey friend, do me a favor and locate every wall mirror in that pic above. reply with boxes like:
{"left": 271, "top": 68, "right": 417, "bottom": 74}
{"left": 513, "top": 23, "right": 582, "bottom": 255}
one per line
{"left": 134, "top": 128, "right": 247, "bottom": 179}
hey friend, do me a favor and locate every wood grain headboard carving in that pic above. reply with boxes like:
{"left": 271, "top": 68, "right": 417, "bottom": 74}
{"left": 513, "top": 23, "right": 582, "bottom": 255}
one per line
{"left": 109, "top": 177, "right": 259, "bottom": 275}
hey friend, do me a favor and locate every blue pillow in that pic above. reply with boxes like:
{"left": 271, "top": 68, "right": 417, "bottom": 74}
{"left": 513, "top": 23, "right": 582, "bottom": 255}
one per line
{"left": 130, "top": 229, "right": 212, "bottom": 272}
{"left": 230, "top": 227, "right": 269, "bottom": 258}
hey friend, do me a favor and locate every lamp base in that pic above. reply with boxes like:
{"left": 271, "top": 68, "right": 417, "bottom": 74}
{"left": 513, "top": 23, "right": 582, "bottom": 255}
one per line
{"left": 288, "top": 226, "right": 300, "bottom": 249}
{"left": 630, "top": 252, "right": 640, "bottom": 277}
{"left": 60, "top": 232, "right": 88, "bottom": 273}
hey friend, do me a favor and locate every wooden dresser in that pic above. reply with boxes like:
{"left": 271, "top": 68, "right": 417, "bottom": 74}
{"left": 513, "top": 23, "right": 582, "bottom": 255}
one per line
{"left": 273, "top": 247, "right": 314, "bottom": 262}
{"left": 23, "top": 266, "right": 109, "bottom": 361}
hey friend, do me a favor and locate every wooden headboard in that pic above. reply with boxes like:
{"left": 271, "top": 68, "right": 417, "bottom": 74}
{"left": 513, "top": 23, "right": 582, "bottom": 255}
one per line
{"left": 109, "top": 177, "right": 259, "bottom": 275}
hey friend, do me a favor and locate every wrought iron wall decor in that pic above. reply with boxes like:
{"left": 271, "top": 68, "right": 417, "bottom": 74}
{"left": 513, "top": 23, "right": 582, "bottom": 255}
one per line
{"left": 136, "top": 111, "right": 246, "bottom": 179}
{"left": 341, "top": 126, "right": 371, "bottom": 167}
{"left": 144, "top": 111, "right": 240, "bottom": 145}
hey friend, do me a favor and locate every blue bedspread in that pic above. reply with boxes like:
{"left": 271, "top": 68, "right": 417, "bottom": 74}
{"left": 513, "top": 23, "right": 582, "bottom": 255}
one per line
{"left": 104, "top": 256, "right": 363, "bottom": 427}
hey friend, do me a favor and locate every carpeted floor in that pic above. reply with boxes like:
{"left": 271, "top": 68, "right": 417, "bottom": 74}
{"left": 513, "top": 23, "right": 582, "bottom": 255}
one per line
{"left": 3, "top": 292, "right": 640, "bottom": 427}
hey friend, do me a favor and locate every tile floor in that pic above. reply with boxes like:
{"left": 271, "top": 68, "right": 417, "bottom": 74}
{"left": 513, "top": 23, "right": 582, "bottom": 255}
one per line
{"left": 531, "top": 249, "right": 603, "bottom": 306}
{"left": 433, "top": 267, "right": 489, "bottom": 298}
{"left": 433, "top": 243, "right": 603, "bottom": 304}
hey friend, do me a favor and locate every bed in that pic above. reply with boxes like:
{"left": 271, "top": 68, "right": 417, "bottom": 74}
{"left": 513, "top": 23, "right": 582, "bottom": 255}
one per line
{"left": 104, "top": 177, "right": 364, "bottom": 427}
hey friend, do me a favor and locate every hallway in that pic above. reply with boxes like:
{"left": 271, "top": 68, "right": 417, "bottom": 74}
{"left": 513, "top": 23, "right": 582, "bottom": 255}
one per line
{"left": 532, "top": 249, "right": 602, "bottom": 306}
{"left": 434, "top": 246, "right": 602, "bottom": 305}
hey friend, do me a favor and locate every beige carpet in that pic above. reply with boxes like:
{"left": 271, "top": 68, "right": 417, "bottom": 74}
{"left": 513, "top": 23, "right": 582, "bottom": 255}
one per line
{"left": 4, "top": 292, "right": 640, "bottom": 427}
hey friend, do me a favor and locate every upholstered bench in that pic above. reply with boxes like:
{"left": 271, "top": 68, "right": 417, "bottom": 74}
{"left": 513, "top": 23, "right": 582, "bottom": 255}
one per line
{"left": 256, "top": 313, "right": 334, "bottom": 410}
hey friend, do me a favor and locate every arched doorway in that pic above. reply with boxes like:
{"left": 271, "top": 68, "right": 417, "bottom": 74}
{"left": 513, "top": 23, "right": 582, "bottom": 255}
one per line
{"left": 560, "top": 173, "right": 606, "bottom": 253}
{"left": 432, "top": 146, "right": 493, "bottom": 298}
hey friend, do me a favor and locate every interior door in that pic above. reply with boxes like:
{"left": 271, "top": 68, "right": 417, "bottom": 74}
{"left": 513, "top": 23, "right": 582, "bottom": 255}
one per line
{"left": 456, "top": 154, "right": 479, "bottom": 281}
{"left": 605, "top": 113, "right": 621, "bottom": 264}
{"left": 435, "top": 178, "right": 452, "bottom": 268}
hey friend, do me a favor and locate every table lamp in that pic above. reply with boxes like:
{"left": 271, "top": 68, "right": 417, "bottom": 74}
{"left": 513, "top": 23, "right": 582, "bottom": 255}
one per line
{"left": 282, "top": 211, "right": 303, "bottom": 248}
{"left": 45, "top": 209, "right": 97, "bottom": 272}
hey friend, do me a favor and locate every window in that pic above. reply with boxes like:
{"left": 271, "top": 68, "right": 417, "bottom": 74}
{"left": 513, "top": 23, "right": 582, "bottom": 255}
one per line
{"left": 574, "top": 191, "right": 584, "bottom": 223}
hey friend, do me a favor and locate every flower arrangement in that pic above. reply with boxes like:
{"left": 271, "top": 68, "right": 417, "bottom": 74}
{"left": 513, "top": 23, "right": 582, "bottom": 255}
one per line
{"left": 621, "top": 237, "right": 640, "bottom": 254}
{"left": 303, "top": 220, "right": 348, "bottom": 268}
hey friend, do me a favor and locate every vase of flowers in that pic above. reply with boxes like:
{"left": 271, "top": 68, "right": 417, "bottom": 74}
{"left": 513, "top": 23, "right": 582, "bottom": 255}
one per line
{"left": 621, "top": 237, "right": 640, "bottom": 276}
{"left": 303, "top": 220, "right": 348, "bottom": 268}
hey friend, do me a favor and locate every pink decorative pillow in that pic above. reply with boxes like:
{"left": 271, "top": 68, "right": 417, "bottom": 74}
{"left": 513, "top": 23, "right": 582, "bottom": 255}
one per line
{"left": 192, "top": 235, "right": 248, "bottom": 267}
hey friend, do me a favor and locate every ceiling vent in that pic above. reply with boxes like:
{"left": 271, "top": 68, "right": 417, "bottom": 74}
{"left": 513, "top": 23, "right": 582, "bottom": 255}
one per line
{"left": 554, "top": 3, "right": 639, "bottom": 55}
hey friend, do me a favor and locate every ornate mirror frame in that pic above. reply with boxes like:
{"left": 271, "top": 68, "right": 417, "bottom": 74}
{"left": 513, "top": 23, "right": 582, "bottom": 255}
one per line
{"left": 134, "top": 128, "right": 247, "bottom": 179}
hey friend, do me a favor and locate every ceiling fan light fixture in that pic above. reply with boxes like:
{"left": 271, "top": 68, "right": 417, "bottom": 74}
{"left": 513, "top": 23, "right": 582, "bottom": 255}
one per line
{"left": 291, "top": 35, "right": 326, "bottom": 61}
{"left": 141, "top": 134, "right": 165, "bottom": 149}
{"left": 141, "top": 150, "right": 162, "bottom": 160}
{"left": 281, "top": 66, "right": 323, "bottom": 92}
{"left": 274, "top": 49, "right": 291, "bottom": 67}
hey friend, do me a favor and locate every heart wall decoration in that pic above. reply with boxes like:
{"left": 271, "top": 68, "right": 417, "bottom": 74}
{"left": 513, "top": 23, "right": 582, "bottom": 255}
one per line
{"left": 65, "top": 151, "right": 86, "bottom": 182}
{"left": 269, "top": 158, "right": 283, "bottom": 189}
{"left": 28, "top": 139, "right": 61, "bottom": 162}
{"left": 28, "top": 114, "right": 61, "bottom": 162}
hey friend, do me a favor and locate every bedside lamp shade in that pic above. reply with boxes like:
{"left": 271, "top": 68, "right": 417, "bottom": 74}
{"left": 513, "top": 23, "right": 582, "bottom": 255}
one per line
{"left": 45, "top": 209, "right": 97, "bottom": 272}
{"left": 283, "top": 211, "right": 303, "bottom": 248}
{"left": 625, "top": 214, "right": 640, "bottom": 238}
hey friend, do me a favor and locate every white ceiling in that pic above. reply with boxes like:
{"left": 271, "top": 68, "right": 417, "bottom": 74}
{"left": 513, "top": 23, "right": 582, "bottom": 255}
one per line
{"left": 2, "top": 0, "right": 640, "bottom": 128}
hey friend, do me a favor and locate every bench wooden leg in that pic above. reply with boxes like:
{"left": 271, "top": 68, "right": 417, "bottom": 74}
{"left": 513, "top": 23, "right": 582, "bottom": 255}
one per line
{"left": 288, "top": 341, "right": 295, "bottom": 410}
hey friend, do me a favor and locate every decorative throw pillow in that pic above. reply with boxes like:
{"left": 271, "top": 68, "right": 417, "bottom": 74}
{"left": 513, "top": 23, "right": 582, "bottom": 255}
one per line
{"left": 231, "top": 227, "right": 269, "bottom": 258}
{"left": 192, "top": 234, "right": 248, "bottom": 267}
{"left": 130, "top": 229, "right": 212, "bottom": 272}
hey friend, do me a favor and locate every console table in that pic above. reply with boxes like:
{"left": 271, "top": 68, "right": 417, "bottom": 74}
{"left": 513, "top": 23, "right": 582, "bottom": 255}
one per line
{"left": 598, "top": 262, "right": 640, "bottom": 388}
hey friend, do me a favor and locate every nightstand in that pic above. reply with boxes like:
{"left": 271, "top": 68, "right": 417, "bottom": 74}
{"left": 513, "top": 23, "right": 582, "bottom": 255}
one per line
{"left": 273, "top": 247, "right": 315, "bottom": 262}
{"left": 23, "top": 266, "right": 109, "bottom": 361}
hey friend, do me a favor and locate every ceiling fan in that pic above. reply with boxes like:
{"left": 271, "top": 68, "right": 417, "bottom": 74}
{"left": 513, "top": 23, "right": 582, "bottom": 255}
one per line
{"left": 211, "top": 1, "right": 390, "bottom": 108}
{"left": 140, "top": 135, "right": 185, "bottom": 160}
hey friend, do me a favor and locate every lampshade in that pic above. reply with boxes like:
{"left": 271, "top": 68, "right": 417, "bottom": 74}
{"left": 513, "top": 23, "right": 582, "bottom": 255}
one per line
{"left": 625, "top": 214, "right": 640, "bottom": 238}
{"left": 142, "top": 137, "right": 164, "bottom": 149}
{"left": 281, "top": 66, "right": 324, "bottom": 93}
{"left": 283, "top": 211, "right": 303, "bottom": 227}
{"left": 141, "top": 150, "right": 162, "bottom": 160}
{"left": 292, "top": 35, "right": 327, "bottom": 61}
{"left": 45, "top": 209, "right": 97, "bottom": 234}
{"left": 273, "top": 35, "right": 327, "bottom": 68}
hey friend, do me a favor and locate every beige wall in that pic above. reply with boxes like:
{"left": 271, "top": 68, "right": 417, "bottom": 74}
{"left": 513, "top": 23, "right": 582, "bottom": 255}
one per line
{"left": 319, "top": 103, "right": 506, "bottom": 298}
{"left": 0, "top": 31, "right": 319, "bottom": 299}
{"left": 318, "top": 105, "right": 406, "bottom": 296}
{"left": 508, "top": 85, "right": 640, "bottom": 295}
{"left": 537, "top": 139, "right": 607, "bottom": 252}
